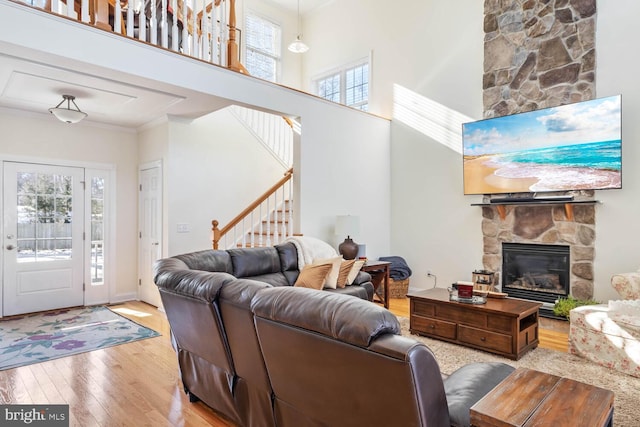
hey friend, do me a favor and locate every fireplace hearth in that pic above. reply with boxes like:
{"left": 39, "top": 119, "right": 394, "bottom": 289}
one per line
{"left": 502, "top": 243, "right": 570, "bottom": 317}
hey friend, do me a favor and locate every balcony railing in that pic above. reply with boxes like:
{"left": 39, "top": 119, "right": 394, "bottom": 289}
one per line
{"left": 15, "top": 0, "right": 244, "bottom": 71}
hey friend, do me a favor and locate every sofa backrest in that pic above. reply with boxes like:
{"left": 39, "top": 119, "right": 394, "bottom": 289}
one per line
{"left": 218, "top": 278, "right": 277, "bottom": 427}
{"left": 153, "top": 257, "right": 241, "bottom": 424}
{"left": 250, "top": 287, "right": 451, "bottom": 427}
{"left": 173, "top": 249, "right": 233, "bottom": 273}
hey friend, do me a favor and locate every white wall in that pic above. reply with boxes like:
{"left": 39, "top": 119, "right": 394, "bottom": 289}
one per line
{"left": 165, "top": 108, "right": 288, "bottom": 255}
{"left": 300, "top": 0, "right": 638, "bottom": 302}
{"left": 301, "top": 0, "right": 482, "bottom": 119}
{"left": 297, "top": 102, "right": 391, "bottom": 259}
{"left": 0, "top": 112, "right": 139, "bottom": 302}
{"left": 593, "top": 0, "right": 640, "bottom": 301}
{"left": 302, "top": 0, "right": 484, "bottom": 290}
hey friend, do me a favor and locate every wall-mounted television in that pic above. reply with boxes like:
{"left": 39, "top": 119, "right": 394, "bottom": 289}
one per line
{"left": 462, "top": 95, "right": 622, "bottom": 195}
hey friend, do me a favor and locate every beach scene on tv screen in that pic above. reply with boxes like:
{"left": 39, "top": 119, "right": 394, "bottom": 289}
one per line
{"left": 463, "top": 95, "right": 622, "bottom": 195}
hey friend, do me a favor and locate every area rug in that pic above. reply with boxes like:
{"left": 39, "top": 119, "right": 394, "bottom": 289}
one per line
{"left": 398, "top": 316, "right": 640, "bottom": 427}
{"left": 0, "top": 305, "right": 160, "bottom": 371}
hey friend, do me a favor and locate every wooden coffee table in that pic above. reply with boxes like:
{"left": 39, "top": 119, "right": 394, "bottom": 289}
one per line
{"left": 471, "top": 368, "right": 614, "bottom": 426}
{"left": 408, "top": 288, "right": 541, "bottom": 360}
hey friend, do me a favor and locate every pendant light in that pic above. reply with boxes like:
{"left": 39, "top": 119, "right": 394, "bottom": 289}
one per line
{"left": 49, "top": 94, "right": 88, "bottom": 124}
{"left": 288, "top": 0, "right": 309, "bottom": 53}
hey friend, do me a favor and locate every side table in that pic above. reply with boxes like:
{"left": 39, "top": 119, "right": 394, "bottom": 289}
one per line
{"left": 361, "top": 260, "right": 391, "bottom": 309}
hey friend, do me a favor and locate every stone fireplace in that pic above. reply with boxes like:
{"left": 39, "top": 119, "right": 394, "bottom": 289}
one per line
{"left": 479, "top": 0, "right": 599, "bottom": 310}
{"left": 481, "top": 202, "right": 595, "bottom": 302}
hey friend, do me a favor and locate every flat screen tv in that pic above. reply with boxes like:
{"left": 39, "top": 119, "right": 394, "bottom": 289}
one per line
{"left": 462, "top": 95, "right": 622, "bottom": 195}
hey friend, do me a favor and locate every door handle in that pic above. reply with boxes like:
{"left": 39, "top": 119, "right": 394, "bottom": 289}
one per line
{"left": 152, "top": 242, "right": 159, "bottom": 246}
{"left": 6, "top": 245, "right": 16, "bottom": 250}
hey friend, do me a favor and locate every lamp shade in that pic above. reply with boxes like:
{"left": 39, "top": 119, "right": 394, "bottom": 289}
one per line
{"left": 335, "top": 215, "right": 360, "bottom": 238}
{"left": 49, "top": 94, "right": 87, "bottom": 124}
{"left": 288, "top": 36, "right": 309, "bottom": 53}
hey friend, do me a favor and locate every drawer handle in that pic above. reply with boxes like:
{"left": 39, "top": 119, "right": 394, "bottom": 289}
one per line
{"left": 480, "top": 337, "right": 486, "bottom": 341}
{"left": 429, "top": 324, "right": 435, "bottom": 329}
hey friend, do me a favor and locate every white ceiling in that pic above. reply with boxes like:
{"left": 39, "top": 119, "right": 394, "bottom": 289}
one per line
{"left": 268, "top": 0, "right": 332, "bottom": 14}
{"left": 0, "top": 51, "right": 235, "bottom": 129}
{"left": 0, "top": 0, "right": 335, "bottom": 129}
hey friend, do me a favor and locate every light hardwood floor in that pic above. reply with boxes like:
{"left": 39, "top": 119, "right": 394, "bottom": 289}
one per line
{"left": 0, "top": 298, "right": 569, "bottom": 426}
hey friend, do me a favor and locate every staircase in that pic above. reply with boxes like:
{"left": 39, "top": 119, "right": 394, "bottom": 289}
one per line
{"left": 212, "top": 168, "right": 294, "bottom": 249}
{"left": 238, "top": 199, "right": 293, "bottom": 247}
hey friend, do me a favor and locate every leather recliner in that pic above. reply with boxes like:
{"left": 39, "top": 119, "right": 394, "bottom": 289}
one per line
{"left": 154, "top": 242, "right": 375, "bottom": 426}
{"left": 155, "top": 244, "right": 512, "bottom": 426}
{"left": 251, "top": 286, "right": 515, "bottom": 427}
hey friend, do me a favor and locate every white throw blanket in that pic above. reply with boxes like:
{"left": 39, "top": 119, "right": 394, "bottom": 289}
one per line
{"left": 283, "top": 236, "right": 338, "bottom": 269}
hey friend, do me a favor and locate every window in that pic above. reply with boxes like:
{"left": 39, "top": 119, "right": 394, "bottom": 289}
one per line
{"left": 315, "top": 61, "right": 369, "bottom": 111}
{"left": 245, "top": 13, "right": 282, "bottom": 82}
{"left": 90, "top": 176, "right": 105, "bottom": 284}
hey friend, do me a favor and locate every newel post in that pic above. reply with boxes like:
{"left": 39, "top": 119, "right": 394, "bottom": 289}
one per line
{"left": 91, "top": 0, "right": 112, "bottom": 31}
{"left": 226, "top": 0, "right": 247, "bottom": 73}
{"left": 212, "top": 219, "right": 221, "bottom": 249}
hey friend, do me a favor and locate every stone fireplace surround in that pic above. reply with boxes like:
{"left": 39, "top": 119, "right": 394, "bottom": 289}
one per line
{"left": 481, "top": 201, "right": 595, "bottom": 300}
{"left": 480, "top": 0, "right": 598, "bottom": 303}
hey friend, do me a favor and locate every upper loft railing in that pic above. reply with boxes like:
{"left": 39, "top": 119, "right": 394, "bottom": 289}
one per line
{"left": 15, "top": 0, "right": 245, "bottom": 71}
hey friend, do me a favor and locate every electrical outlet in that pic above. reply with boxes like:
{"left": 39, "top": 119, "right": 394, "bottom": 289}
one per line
{"left": 177, "top": 223, "right": 190, "bottom": 233}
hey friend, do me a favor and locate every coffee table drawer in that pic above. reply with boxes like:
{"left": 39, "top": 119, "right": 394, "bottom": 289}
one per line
{"left": 459, "top": 325, "right": 512, "bottom": 354}
{"left": 412, "top": 316, "right": 457, "bottom": 340}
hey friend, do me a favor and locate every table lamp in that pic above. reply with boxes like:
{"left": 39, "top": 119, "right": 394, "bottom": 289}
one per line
{"left": 335, "top": 215, "right": 360, "bottom": 260}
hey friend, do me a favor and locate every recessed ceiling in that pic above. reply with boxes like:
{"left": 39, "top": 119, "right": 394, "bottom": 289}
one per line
{"left": 0, "top": 52, "right": 233, "bottom": 128}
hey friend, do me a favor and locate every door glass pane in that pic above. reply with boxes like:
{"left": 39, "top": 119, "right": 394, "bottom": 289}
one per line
{"left": 91, "top": 177, "right": 105, "bottom": 284}
{"left": 17, "top": 172, "right": 36, "bottom": 193}
{"left": 17, "top": 240, "right": 35, "bottom": 263}
{"left": 16, "top": 172, "right": 73, "bottom": 262}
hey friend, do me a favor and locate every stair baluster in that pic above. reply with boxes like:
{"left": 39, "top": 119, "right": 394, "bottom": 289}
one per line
{"left": 212, "top": 168, "right": 293, "bottom": 249}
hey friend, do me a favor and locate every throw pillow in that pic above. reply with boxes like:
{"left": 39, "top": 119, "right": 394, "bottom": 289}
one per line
{"left": 314, "top": 256, "right": 343, "bottom": 289}
{"left": 294, "top": 263, "right": 333, "bottom": 290}
{"left": 337, "top": 259, "right": 356, "bottom": 288}
{"left": 347, "top": 260, "right": 366, "bottom": 285}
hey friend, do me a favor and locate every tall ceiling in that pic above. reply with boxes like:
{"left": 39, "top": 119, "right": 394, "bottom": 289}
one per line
{"left": 0, "top": 0, "right": 334, "bottom": 129}
{"left": 268, "top": 0, "right": 332, "bottom": 14}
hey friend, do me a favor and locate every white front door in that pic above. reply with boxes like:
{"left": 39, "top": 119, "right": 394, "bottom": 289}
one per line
{"left": 3, "top": 162, "right": 85, "bottom": 316}
{"left": 138, "top": 164, "right": 162, "bottom": 307}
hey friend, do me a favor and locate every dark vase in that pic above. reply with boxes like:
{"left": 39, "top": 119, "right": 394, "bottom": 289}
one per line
{"left": 339, "top": 236, "right": 358, "bottom": 260}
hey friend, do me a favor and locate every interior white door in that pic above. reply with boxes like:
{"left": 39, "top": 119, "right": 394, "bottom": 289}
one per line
{"left": 3, "top": 162, "right": 85, "bottom": 316}
{"left": 138, "top": 165, "right": 162, "bottom": 307}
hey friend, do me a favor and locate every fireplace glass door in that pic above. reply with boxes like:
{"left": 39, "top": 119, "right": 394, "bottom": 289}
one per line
{"left": 501, "top": 243, "right": 570, "bottom": 304}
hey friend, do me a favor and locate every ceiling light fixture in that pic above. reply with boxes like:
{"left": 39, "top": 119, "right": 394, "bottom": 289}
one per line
{"left": 288, "top": 0, "right": 309, "bottom": 53}
{"left": 49, "top": 94, "right": 88, "bottom": 124}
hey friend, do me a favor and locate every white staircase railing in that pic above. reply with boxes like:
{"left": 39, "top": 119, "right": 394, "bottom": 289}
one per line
{"left": 212, "top": 168, "right": 294, "bottom": 249}
{"left": 230, "top": 106, "right": 294, "bottom": 168}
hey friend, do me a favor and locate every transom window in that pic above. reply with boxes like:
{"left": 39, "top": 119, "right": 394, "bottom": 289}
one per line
{"left": 315, "top": 61, "right": 369, "bottom": 111}
{"left": 245, "top": 13, "right": 282, "bottom": 82}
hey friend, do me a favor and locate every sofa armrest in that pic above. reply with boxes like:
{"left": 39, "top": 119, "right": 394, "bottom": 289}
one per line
{"left": 611, "top": 272, "right": 640, "bottom": 300}
{"left": 444, "top": 362, "right": 515, "bottom": 427}
{"left": 352, "top": 270, "right": 371, "bottom": 286}
{"left": 154, "top": 258, "right": 236, "bottom": 302}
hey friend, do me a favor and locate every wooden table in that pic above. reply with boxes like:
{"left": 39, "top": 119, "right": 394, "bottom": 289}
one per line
{"left": 471, "top": 368, "right": 614, "bottom": 426}
{"left": 361, "top": 260, "right": 390, "bottom": 309}
{"left": 408, "top": 288, "right": 541, "bottom": 360}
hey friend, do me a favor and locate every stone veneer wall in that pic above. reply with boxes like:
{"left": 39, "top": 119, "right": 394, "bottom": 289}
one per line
{"left": 481, "top": 204, "right": 595, "bottom": 300}
{"left": 481, "top": 0, "right": 597, "bottom": 299}
{"left": 483, "top": 0, "right": 596, "bottom": 117}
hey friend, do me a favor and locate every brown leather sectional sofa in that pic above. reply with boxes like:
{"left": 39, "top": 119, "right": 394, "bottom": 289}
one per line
{"left": 154, "top": 243, "right": 514, "bottom": 427}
